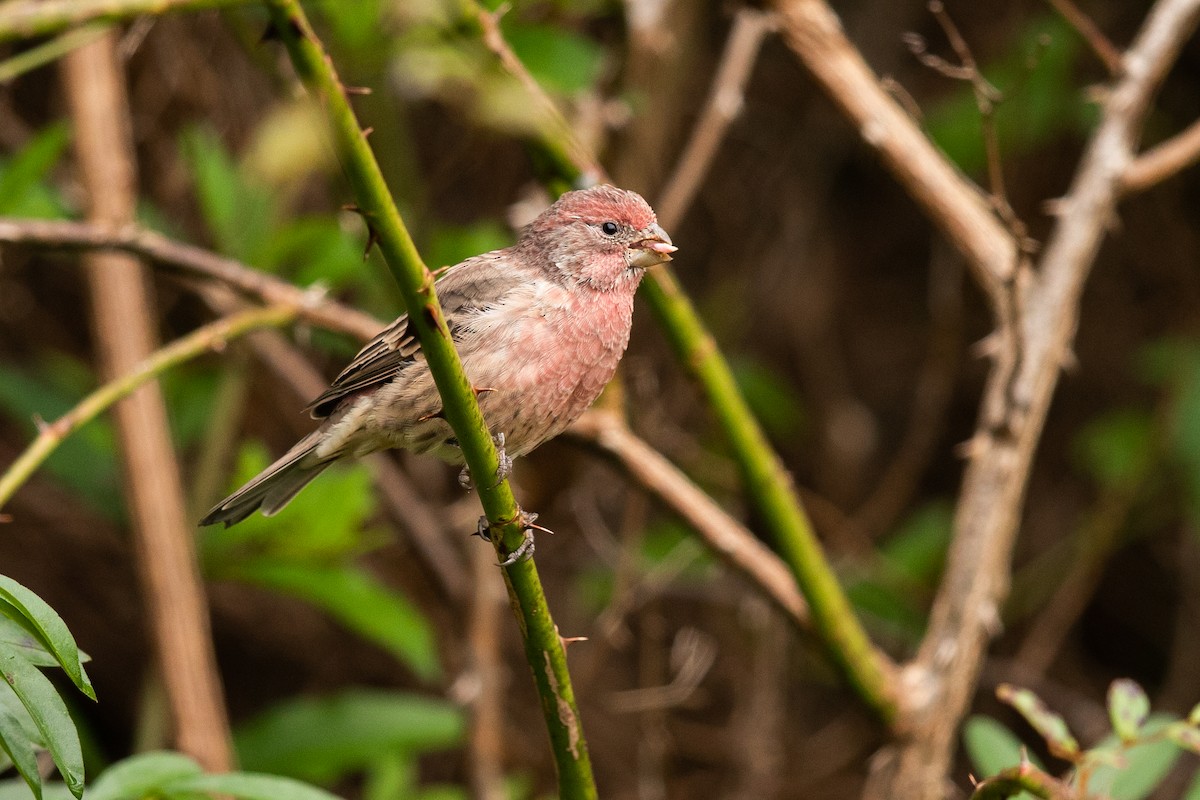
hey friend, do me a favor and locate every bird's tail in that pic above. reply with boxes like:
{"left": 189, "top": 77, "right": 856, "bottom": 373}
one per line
{"left": 199, "top": 431, "right": 334, "bottom": 527}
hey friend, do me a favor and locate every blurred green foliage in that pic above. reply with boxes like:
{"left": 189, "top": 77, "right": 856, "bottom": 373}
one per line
{"left": 965, "top": 681, "right": 1200, "bottom": 800}
{"left": 925, "top": 16, "right": 1091, "bottom": 176}
{"left": 202, "top": 444, "right": 441, "bottom": 682}
{"left": 0, "top": 123, "right": 72, "bottom": 218}
{"left": 233, "top": 690, "right": 463, "bottom": 784}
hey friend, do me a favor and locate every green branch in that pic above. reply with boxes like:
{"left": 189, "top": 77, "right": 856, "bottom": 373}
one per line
{"left": 0, "top": 0, "right": 251, "bottom": 42}
{"left": 0, "top": 304, "right": 297, "bottom": 511}
{"left": 467, "top": 2, "right": 898, "bottom": 722}
{"left": 639, "top": 275, "right": 897, "bottom": 720}
{"left": 261, "top": 2, "right": 595, "bottom": 795}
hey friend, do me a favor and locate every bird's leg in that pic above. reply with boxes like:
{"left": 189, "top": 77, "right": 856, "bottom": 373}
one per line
{"left": 456, "top": 431, "right": 512, "bottom": 490}
{"left": 472, "top": 506, "right": 552, "bottom": 567}
{"left": 493, "top": 432, "right": 513, "bottom": 487}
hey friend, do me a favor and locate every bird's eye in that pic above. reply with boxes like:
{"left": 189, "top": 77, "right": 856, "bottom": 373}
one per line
{"left": 600, "top": 221, "right": 620, "bottom": 236}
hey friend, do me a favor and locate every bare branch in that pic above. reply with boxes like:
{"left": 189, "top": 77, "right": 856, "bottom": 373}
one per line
{"left": 0, "top": 217, "right": 381, "bottom": 341}
{"left": 62, "top": 33, "right": 233, "bottom": 770}
{"left": 771, "top": 0, "right": 1016, "bottom": 306}
{"left": 655, "top": 8, "right": 778, "bottom": 230}
{"left": 1122, "top": 116, "right": 1200, "bottom": 193}
{"left": 870, "top": 0, "right": 1200, "bottom": 795}
{"left": 567, "top": 410, "right": 811, "bottom": 630}
{"left": 1045, "top": 0, "right": 1123, "bottom": 76}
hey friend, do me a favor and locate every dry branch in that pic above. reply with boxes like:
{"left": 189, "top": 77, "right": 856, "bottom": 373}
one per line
{"left": 566, "top": 410, "right": 809, "bottom": 629}
{"left": 771, "top": 0, "right": 1016, "bottom": 308}
{"left": 61, "top": 34, "right": 233, "bottom": 771}
{"left": 869, "top": 0, "right": 1200, "bottom": 795}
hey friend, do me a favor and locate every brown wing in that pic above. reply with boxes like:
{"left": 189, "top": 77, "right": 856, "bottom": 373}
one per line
{"left": 304, "top": 253, "right": 523, "bottom": 419}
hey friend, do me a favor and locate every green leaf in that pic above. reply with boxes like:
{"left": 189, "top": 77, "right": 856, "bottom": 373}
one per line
{"left": 1073, "top": 411, "right": 1155, "bottom": 488}
{"left": 1089, "top": 717, "right": 1181, "bottom": 800}
{"left": 0, "top": 617, "right": 62, "bottom": 670}
{"left": 424, "top": 222, "right": 513, "bottom": 273}
{"left": 1189, "top": 702, "right": 1200, "bottom": 727}
{"left": 163, "top": 772, "right": 343, "bottom": 800}
{"left": 201, "top": 444, "right": 378, "bottom": 564}
{"left": 925, "top": 16, "right": 1085, "bottom": 175}
{"left": 963, "top": 715, "right": 1043, "bottom": 784}
{"left": 226, "top": 562, "right": 439, "bottom": 682}
{"left": 0, "top": 695, "right": 45, "bottom": 800}
{"left": 0, "top": 779, "right": 74, "bottom": 800}
{"left": 501, "top": 21, "right": 604, "bottom": 95}
{"left": 180, "top": 127, "right": 277, "bottom": 264}
{"left": 0, "top": 359, "right": 121, "bottom": 518}
{"left": 234, "top": 690, "right": 464, "bottom": 784}
{"left": 996, "top": 684, "right": 1079, "bottom": 760}
{"left": 0, "top": 122, "right": 71, "bottom": 217}
{"left": 730, "top": 358, "right": 807, "bottom": 443}
{"left": 880, "top": 502, "right": 954, "bottom": 585}
{"left": 1108, "top": 679, "right": 1151, "bottom": 743}
{"left": 84, "top": 751, "right": 202, "bottom": 800}
{"left": 267, "top": 218, "right": 364, "bottom": 291}
{"left": 0, "top": 643, "right": 84, "bottom": 798}
{"left": 0, "top": 578, "right": 93, "bottom": 700}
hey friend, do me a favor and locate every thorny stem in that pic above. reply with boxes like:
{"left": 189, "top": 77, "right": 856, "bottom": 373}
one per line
{"left": 468, "top": 0, "right": 899, "bottom": 723}
{"left": 0, "top": 305, "right": 297, "bottom": 511}
{"left": 262, "top": 2, "right": 596, "bottom": 795}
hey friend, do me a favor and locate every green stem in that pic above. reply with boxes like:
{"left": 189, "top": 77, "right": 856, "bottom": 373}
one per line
{"left": 0, "top": 304, "right": 296, "bottom": 511}
{"left": 262, "top": 3, "right": 595, "bottom": 795}
{"left": 640, "top": 273, "right": 897, "bottom": 721}
{"left": 0, "top": 0, "right": 251, "bottom": 42}
{"left": 0, "top": 23, "right": 108, "bottom": 82}
{"left": 465, "top": 0, "right": 898, "bottom": 723}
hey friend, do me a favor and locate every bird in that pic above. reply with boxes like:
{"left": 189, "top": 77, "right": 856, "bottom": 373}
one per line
{"left": 200, "top": 184, "right": 676, "bottom": 561}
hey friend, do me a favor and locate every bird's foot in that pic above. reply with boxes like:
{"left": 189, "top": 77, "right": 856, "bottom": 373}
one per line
{"left": 473, "top": 506, "right": 551, "bottom": 568}
{"left": 456, "top": 432, "right": 513, "bottom": 490}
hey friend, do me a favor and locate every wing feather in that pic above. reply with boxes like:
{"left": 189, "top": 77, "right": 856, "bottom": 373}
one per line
{"left": 304, "top": 253, "right": 523, "bottom": 419}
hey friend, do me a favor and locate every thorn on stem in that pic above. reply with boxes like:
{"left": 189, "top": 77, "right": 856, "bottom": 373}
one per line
{"left": 362, "top": 224, "right": 380, "bottom": 261}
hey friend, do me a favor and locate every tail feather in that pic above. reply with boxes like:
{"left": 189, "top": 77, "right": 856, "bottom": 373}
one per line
{"left": 199, "top": 432, "right": 333, "bottom": 527}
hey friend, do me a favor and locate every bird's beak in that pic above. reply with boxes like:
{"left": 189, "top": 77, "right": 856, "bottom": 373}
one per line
{"left": 628, "top": 223, "right": 677, "bottom": 269}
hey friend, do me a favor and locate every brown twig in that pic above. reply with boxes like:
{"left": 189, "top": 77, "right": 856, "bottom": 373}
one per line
{"left": 867, "top": 0, "right": 1200, "bottom": 796}
{"left": 771, "top": 0, "right": 1016, "bottom": 309}
{"left": 61, "top": 34, "right": 232, "bottom": 771}
{"left": 567, "top": 410, "right": 810, "bottom": 630}
{"left": 654, "top": 8, "right": 778, "bottom": 230}
{"left": 1122, "top": 116, "right": 1200, "bottom": 194}
{"left": 463, "top": 544, "right": 508, "bottom": 800}
{"left": 1045, "top": 0, "right": 1123, "bottom": 76}
{"left": 0, "top": 217, "right": 381, "bottom": 341}
{"left": 908, "top": 2, "right": 1032, "bottom": 251}
{"left": 472, "top": 3, "right": 603, "bottom": 183}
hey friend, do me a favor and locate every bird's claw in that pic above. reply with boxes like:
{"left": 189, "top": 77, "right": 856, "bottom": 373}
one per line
{"left": 498, "top": 529, "right": 536, "bottom": 567}
{"left": 456, "top": 432, "right": 512, "bottom": 490}
{"left": 473, "top": 507, "right": 550, "bottom": 568}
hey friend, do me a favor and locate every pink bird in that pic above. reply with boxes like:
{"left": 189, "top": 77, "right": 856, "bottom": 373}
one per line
{"left": 201, "top": 185, "right": 675, "bottom": 561}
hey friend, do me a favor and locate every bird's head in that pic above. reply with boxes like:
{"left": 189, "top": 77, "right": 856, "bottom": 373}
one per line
{"left": 520, "top": 185, "right": 676, "bottom": 292}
